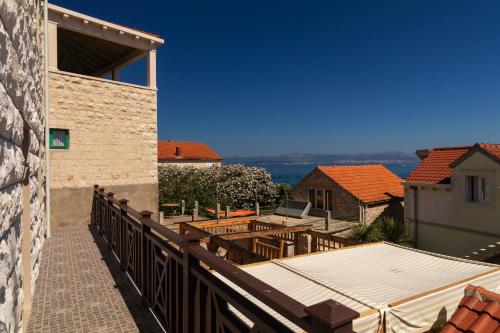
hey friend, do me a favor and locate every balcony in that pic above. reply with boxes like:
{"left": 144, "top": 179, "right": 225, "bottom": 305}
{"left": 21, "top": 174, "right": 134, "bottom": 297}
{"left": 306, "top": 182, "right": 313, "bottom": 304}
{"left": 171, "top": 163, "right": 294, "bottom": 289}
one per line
{"left": 26, "top": 187, "right": 358, "bottom": 333}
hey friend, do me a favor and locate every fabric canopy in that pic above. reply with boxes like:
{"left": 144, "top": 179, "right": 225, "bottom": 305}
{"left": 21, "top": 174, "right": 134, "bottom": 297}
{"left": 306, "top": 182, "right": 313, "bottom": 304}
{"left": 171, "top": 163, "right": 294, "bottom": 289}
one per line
{"left": 213, "top": 242, "right": 500, "bottom": 332}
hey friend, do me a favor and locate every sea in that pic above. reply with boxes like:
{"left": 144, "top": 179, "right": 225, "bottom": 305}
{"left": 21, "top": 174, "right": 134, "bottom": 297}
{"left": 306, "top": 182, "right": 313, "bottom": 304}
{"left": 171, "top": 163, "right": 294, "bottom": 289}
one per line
{"left": 234, "top": 163, "right": 417, "bottom": 185}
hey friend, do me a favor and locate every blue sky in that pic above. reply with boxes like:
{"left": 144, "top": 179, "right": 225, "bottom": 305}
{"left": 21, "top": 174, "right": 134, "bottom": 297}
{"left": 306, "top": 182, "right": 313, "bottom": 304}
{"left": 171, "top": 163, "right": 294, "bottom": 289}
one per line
{"left": 51, "top": 0, "right": 500, "bottom": 157}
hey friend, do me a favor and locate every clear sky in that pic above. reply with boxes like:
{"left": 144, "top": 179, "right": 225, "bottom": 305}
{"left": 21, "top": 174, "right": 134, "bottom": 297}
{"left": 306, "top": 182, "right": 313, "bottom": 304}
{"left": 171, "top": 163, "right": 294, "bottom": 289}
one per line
{"left": 51, "top": 0, "right": 500, "bottom": 157}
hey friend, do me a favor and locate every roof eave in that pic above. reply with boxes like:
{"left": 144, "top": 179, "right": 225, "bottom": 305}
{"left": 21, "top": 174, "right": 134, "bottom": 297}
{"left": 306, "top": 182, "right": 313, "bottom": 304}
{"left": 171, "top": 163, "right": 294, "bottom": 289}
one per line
{"left": 449, "top": 144, "right": 500, "bottom": 169}
{"left": 48, "top": 3, "right": 165, "bottom": 45}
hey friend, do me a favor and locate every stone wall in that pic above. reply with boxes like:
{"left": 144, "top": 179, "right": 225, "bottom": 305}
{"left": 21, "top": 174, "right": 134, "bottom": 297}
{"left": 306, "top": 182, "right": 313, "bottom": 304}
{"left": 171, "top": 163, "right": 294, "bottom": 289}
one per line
{"left": 0, "top": 1, "right": 46, "bottom": 332}
{"left": 363, "top": 200, "right": 403, "bottom": 224}
{"left": 49, "top": 71, "right": 158, "bottom": 226}
{"left": 291, "top": 169, "right": 360, "bottom": 220}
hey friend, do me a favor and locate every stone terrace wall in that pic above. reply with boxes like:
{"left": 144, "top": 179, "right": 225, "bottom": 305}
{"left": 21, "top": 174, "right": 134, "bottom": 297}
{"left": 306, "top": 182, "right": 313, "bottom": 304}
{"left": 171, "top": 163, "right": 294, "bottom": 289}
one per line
{"left": 0, "top": 1, "right": 46, "bottom": 332}
{"left": 49, "top": 71, "right": 158, "bottom": 226}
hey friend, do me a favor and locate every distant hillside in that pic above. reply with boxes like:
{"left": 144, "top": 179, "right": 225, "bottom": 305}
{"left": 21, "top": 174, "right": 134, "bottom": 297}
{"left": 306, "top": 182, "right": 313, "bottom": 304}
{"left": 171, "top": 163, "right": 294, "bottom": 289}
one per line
{"left": 225, "top": 151, "right": 418, "bottom": 165}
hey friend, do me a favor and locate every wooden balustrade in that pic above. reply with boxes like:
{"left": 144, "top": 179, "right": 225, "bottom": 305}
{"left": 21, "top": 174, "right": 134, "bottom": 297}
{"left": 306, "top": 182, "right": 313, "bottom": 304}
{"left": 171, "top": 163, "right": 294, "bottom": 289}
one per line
{"left": 310, "top": 230, "right": 360, "bottom": 252}
{"left": 91, "top": 185, "right": 358, "bottom": 333}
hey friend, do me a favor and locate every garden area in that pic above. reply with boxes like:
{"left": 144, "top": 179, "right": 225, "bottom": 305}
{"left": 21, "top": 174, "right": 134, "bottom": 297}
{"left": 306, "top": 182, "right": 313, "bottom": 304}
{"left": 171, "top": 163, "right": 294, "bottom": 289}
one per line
{"left": 158, "top": 164, "right": 289, "bottom": 217}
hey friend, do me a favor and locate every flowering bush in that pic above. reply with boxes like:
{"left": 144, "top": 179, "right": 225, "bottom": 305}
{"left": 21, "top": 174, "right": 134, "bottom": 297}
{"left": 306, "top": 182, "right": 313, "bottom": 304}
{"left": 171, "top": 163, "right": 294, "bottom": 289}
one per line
{"left": 158, "top": 164, "right": 280, "bottom": 211}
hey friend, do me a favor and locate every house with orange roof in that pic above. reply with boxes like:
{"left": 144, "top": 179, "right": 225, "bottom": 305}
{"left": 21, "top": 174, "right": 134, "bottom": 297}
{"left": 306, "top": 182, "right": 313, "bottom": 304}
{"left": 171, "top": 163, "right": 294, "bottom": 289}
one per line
{"left": 291, "top": 165, "right": 404, "bottom": 223}
{"left": 404, "top": 143, "right": 500, "bottom": 259}
{"left": 441, "top": 285, "right": 500, "bottom": 333}
{"left": 158, "top": 140, "right": 223, "bottom": 168}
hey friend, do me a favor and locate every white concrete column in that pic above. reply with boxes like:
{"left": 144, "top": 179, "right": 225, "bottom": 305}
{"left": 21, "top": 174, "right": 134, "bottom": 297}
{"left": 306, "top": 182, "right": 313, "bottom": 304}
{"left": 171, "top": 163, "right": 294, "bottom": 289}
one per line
{"left": 147, "top": 49, "right": 157, "bottom": 88}
{"left": 48, "top": 21, "right": 58, "bottom": 70}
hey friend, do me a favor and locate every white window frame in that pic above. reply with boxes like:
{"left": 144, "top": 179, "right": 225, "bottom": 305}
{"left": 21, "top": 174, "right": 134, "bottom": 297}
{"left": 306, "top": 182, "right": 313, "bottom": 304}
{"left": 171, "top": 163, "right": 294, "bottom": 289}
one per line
{"left": 465, "top": 175, "right": 489, "bottom": 204}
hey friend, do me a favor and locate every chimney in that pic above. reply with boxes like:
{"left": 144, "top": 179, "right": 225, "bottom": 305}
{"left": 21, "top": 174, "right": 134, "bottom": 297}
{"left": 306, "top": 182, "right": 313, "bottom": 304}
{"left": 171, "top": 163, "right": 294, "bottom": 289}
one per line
{"left": 416, "top": 149, "right": 429, "bottom": 160}
{"left": 175, "top": 146, "right": 182, "bottom": 157}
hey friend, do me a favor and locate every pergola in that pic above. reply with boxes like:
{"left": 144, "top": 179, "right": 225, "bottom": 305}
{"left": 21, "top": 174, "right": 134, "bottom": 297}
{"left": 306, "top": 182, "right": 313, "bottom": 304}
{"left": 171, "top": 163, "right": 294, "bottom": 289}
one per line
{"left": 178, "top": 217, "right": 359, "bottom": 264}
{"left": 48, "top": 3, "right": 164, "bottom": 87}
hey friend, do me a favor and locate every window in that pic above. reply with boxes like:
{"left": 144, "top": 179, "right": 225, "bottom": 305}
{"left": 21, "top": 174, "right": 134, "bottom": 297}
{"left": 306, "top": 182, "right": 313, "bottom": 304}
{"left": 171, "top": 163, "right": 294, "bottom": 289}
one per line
{"left": 466, "top": 175, "right": 488, "bottom": 203}
{"left": 309, "top": 189, "right": 316, "bottom": 207}
{"left": 49, "top": 128, "right": 69, "bottom": 149}
{"left": 316, "top": 190, "right": 324, "bottom": 209}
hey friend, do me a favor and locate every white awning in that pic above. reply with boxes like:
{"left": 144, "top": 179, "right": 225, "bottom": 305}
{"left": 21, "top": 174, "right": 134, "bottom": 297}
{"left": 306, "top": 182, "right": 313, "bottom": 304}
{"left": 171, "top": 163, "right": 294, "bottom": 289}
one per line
{"left": 213, "top": 242, "right": 500, "bottom": 333}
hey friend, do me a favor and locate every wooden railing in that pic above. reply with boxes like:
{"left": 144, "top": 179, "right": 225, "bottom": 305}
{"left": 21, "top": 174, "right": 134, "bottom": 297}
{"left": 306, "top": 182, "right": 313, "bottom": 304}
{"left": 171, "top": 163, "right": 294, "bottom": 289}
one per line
{"left": 310, "top": 230, "right": 360, "bottom": 252}
{"left": 182, "top": 218, "right": 253, "bottom": 235}
{"left": 91, "top": 186, "right": 358, "bottom": 333}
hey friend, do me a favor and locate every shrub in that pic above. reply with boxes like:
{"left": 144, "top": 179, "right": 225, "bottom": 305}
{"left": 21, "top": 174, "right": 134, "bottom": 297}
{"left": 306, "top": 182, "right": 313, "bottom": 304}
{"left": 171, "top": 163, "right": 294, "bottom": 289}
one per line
{"left": 348, "top": 216, "right": 410, "bottom": 245}
{"left": 348, "top": 223, "right": 381, "bottom": 243}
{"left": 158, "top": 164, "right": 280, "bottom": 212}
{"left": 375, "top": 216, "right": 411, "bottom": 245}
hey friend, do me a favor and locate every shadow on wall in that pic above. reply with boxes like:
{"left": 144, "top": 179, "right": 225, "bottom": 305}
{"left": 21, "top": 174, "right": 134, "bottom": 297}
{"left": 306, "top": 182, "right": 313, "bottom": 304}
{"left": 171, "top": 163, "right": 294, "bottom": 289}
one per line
{"left": 380, "top": 199, "right": 404, "bottom": 221}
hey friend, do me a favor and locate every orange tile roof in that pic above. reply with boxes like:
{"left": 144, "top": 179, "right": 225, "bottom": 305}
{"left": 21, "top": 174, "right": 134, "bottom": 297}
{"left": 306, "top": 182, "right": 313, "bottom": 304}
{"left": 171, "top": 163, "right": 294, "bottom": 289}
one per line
{"left": 441, "top": 285, "right": 500, "bottom": 333}
{"left": 406, "top": 143, "right": 500, "bottom": 184}
{"left": 317, "top": 165, "right": 403, "bottom": 204}
{"left": 158, "top": 141, "right": 222, "bottom": 161}
{"left": 479, "top": 143, "right": 500, "bottom": 160}
{"left": 406, "top": 146, "right": 471, "bottom": 184}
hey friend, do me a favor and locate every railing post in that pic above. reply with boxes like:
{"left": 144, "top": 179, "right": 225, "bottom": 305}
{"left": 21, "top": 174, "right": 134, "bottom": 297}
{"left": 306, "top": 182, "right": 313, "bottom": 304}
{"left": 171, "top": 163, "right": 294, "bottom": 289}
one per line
{"left": 182, "top": 233, "right": 201, "bottom": 333}
{"left": 192, "top": 201, "right": 199, "bottom": 222}
{"left": 216, "top": 203, "right": 221, "bottom": 223}
{"left": 305, "top": 299, "right": 359, "bottom": 333}
{"left": 311, "top": 233, "right": 318, "bottom": 253}
{"left": 91, "top": 184, "right": 99, "bottom": 225}
{"left": 255, "top": 201, "right": 260, "bottom": 216}
{"left": 294, "top": 232, "right": 300, "bottom": 256}
{"left": 107, "top": 192, "right": 114, "bottom": 248}
{"left": 325, "top": 210, "right": 331, "bottom": 231}
{"left": 98, "top": 188, "right": 105, "bottom": 234}
{"left": 140, "top": 210, "right": 152, "bottom": 306}
{"left": 119, "top": 199, "right": 129, "bottom": 270}
{"left": 181, "top": 199, "right": 185, "bottom": 215}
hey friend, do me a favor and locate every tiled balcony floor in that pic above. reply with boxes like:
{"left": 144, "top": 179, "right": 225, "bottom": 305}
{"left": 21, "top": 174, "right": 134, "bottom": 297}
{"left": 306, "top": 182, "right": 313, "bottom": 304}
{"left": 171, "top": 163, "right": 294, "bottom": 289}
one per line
{"left": 27, "top": 225, "right": 164, "bottom": 333}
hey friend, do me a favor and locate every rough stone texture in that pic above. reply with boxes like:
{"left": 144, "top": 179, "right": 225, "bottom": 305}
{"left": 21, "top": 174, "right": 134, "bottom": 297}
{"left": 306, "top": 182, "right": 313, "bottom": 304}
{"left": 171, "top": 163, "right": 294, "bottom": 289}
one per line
{"left": 363, "top": 200, "right": 404, "bottom": 224}
{"left": 27, "top": 225, "right": 163, "bottom": 333}
{"left": 49, "top": 72, "right": 157, "bottom": 189}
{"left": 0, "top": 1, "right": 46, "bottom": 332}
{"left": 291, "top": 170, "right": 360, "bottom": 221}
{"left": 48, "top": 71, "right": 158, "bottom": 225}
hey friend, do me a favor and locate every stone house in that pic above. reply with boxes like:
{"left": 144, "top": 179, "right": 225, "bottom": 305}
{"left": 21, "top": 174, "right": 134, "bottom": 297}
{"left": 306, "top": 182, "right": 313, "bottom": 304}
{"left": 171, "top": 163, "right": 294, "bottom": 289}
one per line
{"left": 1, "top": 2, "right": 165, "bottom": 331}
{"left": 46, "top": 4, "right": 164, "bottom": 226}
{"left": 158, "top": 140, "right": 222, "bottom": 168}
{"left": 404, "top": 143, "right": 500, "bottom": 259}
{"left": 292, "top": 165, "right": 404, "bottom": 223}
{"left": 1, "top": 1, "right": 46, "bottom": 331}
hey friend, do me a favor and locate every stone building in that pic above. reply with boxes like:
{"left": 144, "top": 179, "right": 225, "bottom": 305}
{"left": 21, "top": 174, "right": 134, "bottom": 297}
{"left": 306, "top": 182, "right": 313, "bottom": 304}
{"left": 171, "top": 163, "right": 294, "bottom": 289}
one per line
{"left": 292, "top": 165, "right": 404, "bottom": 223}
{"left": 1, "top": 2, "right": 165, "bottom": 331}
{"left": 158, "top": 140, "right": 222, "bottom": 168}
{"left": 0, "top": 1, "right": 46, "bottom": 331}
{"left": 46, "top": 4, "right": 164, "bottom": 226}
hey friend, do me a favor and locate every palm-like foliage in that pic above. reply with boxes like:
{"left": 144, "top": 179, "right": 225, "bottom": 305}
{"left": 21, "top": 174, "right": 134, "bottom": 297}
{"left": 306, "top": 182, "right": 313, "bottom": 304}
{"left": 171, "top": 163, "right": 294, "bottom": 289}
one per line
{"left": 348, "top": 223, "right": 381, "bottom": 243}
{"left": 348, "top": 216, "right": 410, "bottom": 245}
{"left": 375, "top": 216, "right": 411, "bottom": 245}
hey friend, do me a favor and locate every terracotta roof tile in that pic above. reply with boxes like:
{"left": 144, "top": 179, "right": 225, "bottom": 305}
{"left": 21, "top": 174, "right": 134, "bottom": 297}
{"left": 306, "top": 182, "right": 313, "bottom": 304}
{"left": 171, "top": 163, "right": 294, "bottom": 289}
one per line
{"left": 158, "top": 141, "right": 222, "bottom": 161}
{"left": 441, "top": 285, "right": 500, "bottom": 333}
{"left": 406, "top": 146, "right": 472, "bottom": 184}
{"left": 407, "top": 143, "right": 500, "bottom": 184}
{"left": 479, "top": 143, "right": 500, "bottom": 160}
{"left": 317, "top": 165, "right": 403, "bottom": 204}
